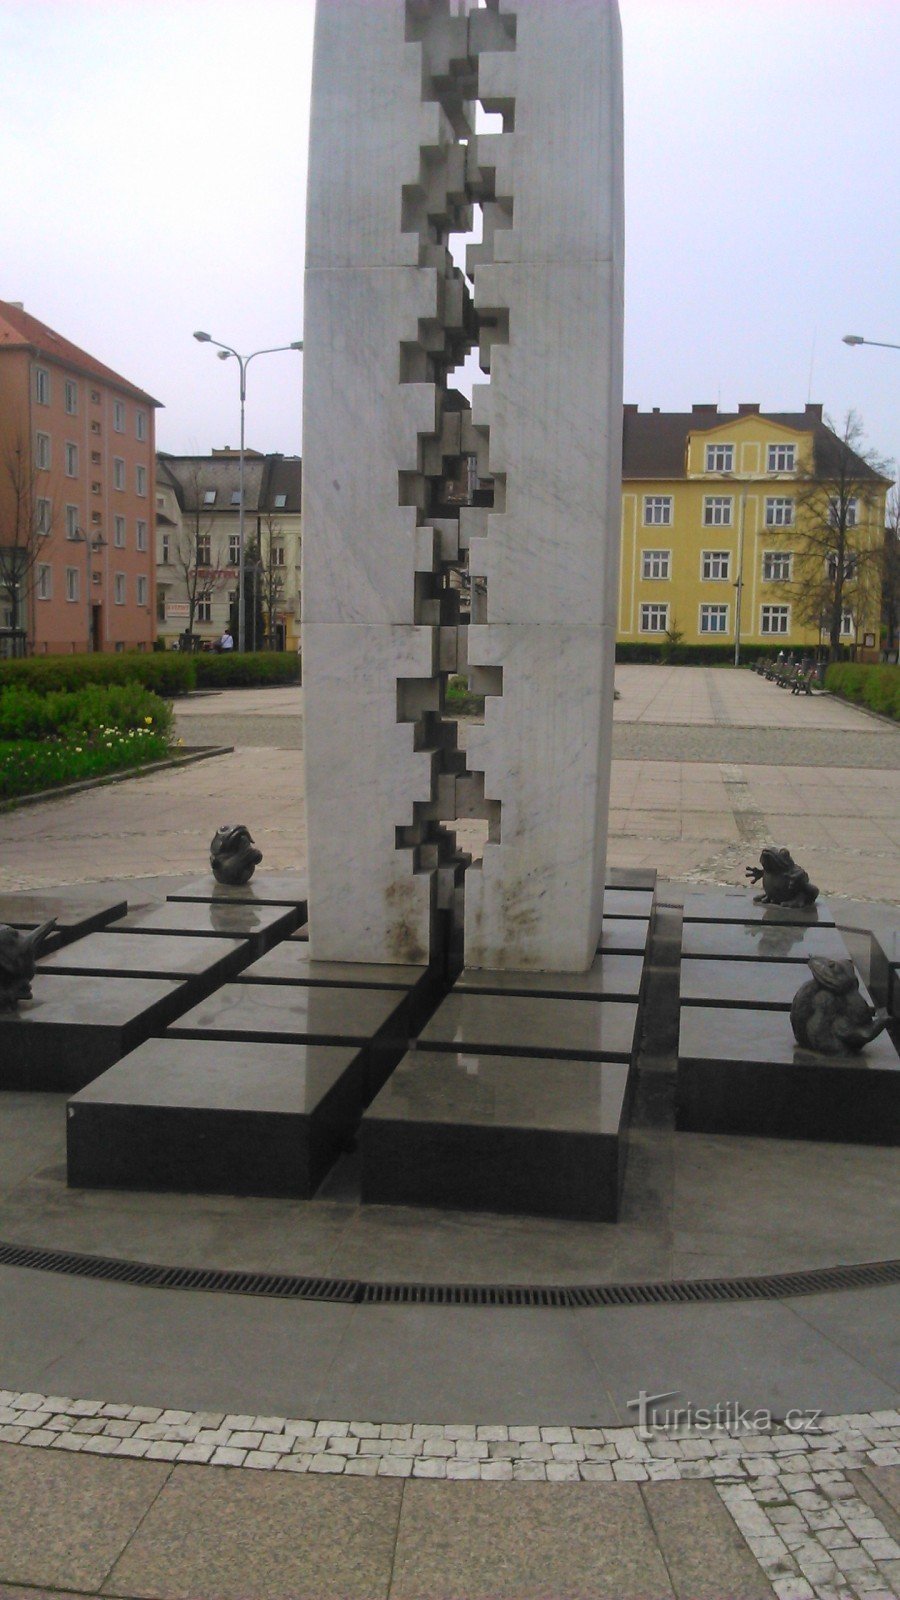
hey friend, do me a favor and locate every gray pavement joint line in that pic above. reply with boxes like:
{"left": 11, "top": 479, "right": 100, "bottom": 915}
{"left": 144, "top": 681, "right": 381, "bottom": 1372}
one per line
{"left": 785, "top": 1297, "right": 900, "bottom": 1397}
{"left": 95, "top": 1461, "right": 177, "bottom": 1599}
{"left": 719, "top": 764, "right": 771, "bottom": 848}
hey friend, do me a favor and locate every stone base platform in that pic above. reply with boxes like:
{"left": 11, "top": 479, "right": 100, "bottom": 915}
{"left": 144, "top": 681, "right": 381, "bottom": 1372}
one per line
{"left": 0, "top": 973, "right": 189, "bottom": 1093}
{"left": 109, "top": 899, "right": 297, "bottom": 957}
{"left": 0, "top": 888, "right": 127, "bottom": 954}
{"left": 38, "top": 930, "right": 252, "bottom": 1001}
{"left": 166, "top": 871, "right": 308, "bottom": 913}
{"left": 870, "top": 928, "right": 900, "bottom": 1021}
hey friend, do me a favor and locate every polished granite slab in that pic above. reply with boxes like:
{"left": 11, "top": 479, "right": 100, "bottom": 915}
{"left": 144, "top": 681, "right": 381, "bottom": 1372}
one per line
{"left": 681, "top": 891, "right": 835, "bottom": 928}
{"left": 109, "top": 900, "right": 296, "bottom": 957}
{"left": 167, "top": 981, "right": 410, "bottom": 1100}
{"left": 37, "top": 931, "right": 250, "bottom": 997}
{"left": 237, "top": 946, "right": 443, "bottom": 1035}
{"left": 869, "top": 928, "right": 900, "bottom": 1019}
{"left": 454, "top": 953, "right": 644, "bottom": 1003}
{"left": 417, "top": 992, "right": 640, "bottom": 1063}
{"left": 678, "top": 1004, "right": 900, "bottom": 1145}
{"left": 602, "top": 888, "right": 655, "bottom": 920}
{"left": 0, "top": 974, "right": 189, "bottom": 1093}
{"left": 361, "top": 1048, "right": 633, "bottom": 1221}
{"left": 0, "top": 890, "right": 127, "bottom": 953}
{"left": 680, "top": 958, "right": 875, "bottom": 1012}
{"left": 681, "top": 922, "right": 849, "bottom": 963}
{"left": 606, "top": 867, "right": 658, "bottom": 890}
{"left": 597, "top": 918, "right": 650, "bottom": 956}
{"left": 166, "top": 871, "right": 308, "bottom": 912}
{"left": 290, "top": 924, "right": 310, "bottom": 942}
{"left": 67, "top": 1037, "right": 361, "bottom": 1198}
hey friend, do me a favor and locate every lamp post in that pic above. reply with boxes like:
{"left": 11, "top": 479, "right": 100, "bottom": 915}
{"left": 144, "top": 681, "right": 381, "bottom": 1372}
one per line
{"left": 193, "top": 333, "right": 302, "bottom": 652}
{"left": 842, "top": 334, "right": 900, "bottom": 351}
{"left": 70, "top": 528, "right": 107, "bottom": 651}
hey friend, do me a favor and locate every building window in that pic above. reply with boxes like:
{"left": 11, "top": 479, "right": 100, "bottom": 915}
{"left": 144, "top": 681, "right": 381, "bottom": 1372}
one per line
{"left": 196, "top": 596, "right": 212, "bottom": 623}
{"left": 700, "top": 603, "right": 729, "bottom": 634}
{"left": 228, "top": 536, "right": 240, "bottom": 566}
{"left": 114, "top": 573, "right": 126, "bottom": 605}
{"left": 65, "top": 504, "right": 79, "bottom": 540}
{"left": 91, "top": 450, "right": 101, "bottom": 466}
{"left": 203, "top": 490, "right": 216, "bottom": 505}
{"left": 827, "top": 550, "right": 858, "bottom": 582}
{"left": 136, "top": 410, "right": 147, "bottom": 441}
{"left": 113, "top": 400, "right": 126, "bottom": 432}
{"left": 114, "top": 515, "right": 126, "bottom": 548}
{"left": 640, "top": 603, "right": 669, "bottom": 634}
{"left": 36, "top": 497, "right": 51, "bottom": 536}
{"left": 705, "top": 443, "right": 734, "bottom": 472}
{"left": 767, "top": 443, "right": 795, "bottom": 472}
{"left": 157, "top": 590, "right": 168, "bottom": 623}
{"left": 66, "top": 567, "right": 80, "bottom": 603}
{"left": 703, "top": 496, "right": 732, "bottom": 527}
{"left": 35, "top": 367, "right": 51, "bottom": 405}
{"left": 91, "top": 388, "right": 101, "bottom": 404}
{"left": 65, "top": 442, "right": 78, "bottom": 478}
{"left": 91, "top": 420, "right": 101, "bottom": 436}
{"left": 765, "top": 496, "right": 794, "bottom": 527}
{"left": 762, "top": 550, "right": 792, "bottom": 582}
{"left": 161, "top": 534, "right": 170, "bottom": 564}
{"left": 136, "top": 519, "right": 148, "bottom": 552}
{"left": 641, "top": 549, "right": 670, "bottom": 580}
{"left": 273, "top": 493, "right": 287, "bottom": 509}
{"left": 137, "top": 575, "right": 148, "bottom": 606}
{"left": 196, "top": 535, "right": 211, "bottom": 567}
{"left": 272, "top": 544, "right": 286, "bottom": 567}
{"left": 113, "top": 457, "right": 126, "bottom": 490}
{"left": 643, "top": 495, "right": 673, "bottom": 526}
{"left": 761, "top": 604, "right": 790, "bottom": 635}
{"left": 35, "top": 432, "right": 51, "bottom": 470}
{"left": 91, "top": 481, "right": 102, "bottom": 496}
{"left": 36, "top": 564, "right": 52, "bottom": 600}
{"left": 829, "top": 496, "right": 858, "bottom": 528}
{"left": 841, "top": 612, "right": 855, "bottom": 637}
{"left": 702, "top": 550, "right": 730, "bottom": 581}
{"left": 136, "top": 465, "right": 147, "bottom": 495}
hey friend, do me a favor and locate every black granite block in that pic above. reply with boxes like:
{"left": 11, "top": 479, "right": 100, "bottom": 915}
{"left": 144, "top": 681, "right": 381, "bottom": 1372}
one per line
{"left": 290, "top": 924, "right": 310, "bottom": 942}
{"left": 603, "top": 888, "right": 655, "bottom": 920}
{"left": 166, "top": 872, "right": 307, "bottom": 914}
{"left": 681, "top": 922, "right": 849, "bottom": 963}
{"left": 67, "top": 1037, "right": 361, "bottom": 1197}
{"left": 361, "top": 1048, "right": 633, "bottom": 1221}
{"left": 869, "top": 930, "right": 900, "bottom": 1019}
{"left": 167, "top": 981, "right": 410, "bottom": 1101}
{"left": 1, "top": 891, "right": 128, "bottom": 953}
{"left": 110, "top": 900, "right": 296, "bottom": 957}
{"left": 606, "top": 867, "right": 658, "bottom": 891}
{"left": 236, "top": 947, "right": 444, "bottom": 1035}
{"left": 0, "top": 974, "right": 189, "bottom": 1093}
{"left": 38, "top": 931, "right": 251, "bottom": 1000}
{"left": 678, "top": 1005, "right": 900, "bottom": 1145}
{"left": 453, "top": 953, "right": 645, "bottom": 1003}
{"left": 597, "top": 918, "right": 650, "bottom": 956}
{"left": 680, "top": 958, "right": 876, "bottom": 1012}
{"left": 418, "top": 991, "right": 640, "bottom": 1063}
{"left": 681, "top": 892, "right": 835, "bottom": 928}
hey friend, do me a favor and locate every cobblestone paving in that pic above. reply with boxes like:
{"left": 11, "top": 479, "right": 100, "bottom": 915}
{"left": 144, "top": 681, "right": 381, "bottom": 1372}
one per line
{"left": 0, "top": 1391, "right": 897, "bottom": 1596}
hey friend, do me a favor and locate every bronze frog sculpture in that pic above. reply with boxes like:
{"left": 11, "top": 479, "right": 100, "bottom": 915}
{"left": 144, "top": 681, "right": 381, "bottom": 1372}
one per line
{"left": 0, "top": 919, "right": 58, "bottom": 1012}
{"left": 210, "top": 824, "right": 263, "bottom": 886}
{"left": 790, "top": 957, "right": 889, "bottom": 1055}
{"left": 745, "top": 846, "right": 819, "bottom": 908}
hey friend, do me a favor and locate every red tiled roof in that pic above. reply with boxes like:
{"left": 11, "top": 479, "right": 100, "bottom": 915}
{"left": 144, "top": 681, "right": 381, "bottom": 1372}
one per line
{"left": 0, "top": 299, "right": 161, "bottom": 406}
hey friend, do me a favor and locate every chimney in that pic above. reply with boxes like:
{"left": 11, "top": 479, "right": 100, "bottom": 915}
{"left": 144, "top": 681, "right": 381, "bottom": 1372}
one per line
{"left": 623, "top": 403, "right": 638, "bottom": 415}
{"left": 737, "top": 402, "right": 760, "bottom": 415}
{"left": 8, "top": 301, "right": 24, "bottom": 311}
{"left": 691, "top": 402, "right": 718, "bottom": 415}
{"left": 805, "top": 403, "right": 823, "bottom": 422}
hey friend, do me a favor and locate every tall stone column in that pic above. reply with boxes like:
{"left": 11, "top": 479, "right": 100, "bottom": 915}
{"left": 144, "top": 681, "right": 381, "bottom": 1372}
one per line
{"left": 302, "top": 0, "right": 623, "bottom": 971}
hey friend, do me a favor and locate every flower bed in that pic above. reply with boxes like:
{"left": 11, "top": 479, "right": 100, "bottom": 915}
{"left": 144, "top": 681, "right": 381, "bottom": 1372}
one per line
{"left": 1, "top": 724, "right": 171, "bottom": 801}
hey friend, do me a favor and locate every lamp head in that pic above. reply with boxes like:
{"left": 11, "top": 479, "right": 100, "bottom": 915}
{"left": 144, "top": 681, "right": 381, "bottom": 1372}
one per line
{"left": 217, "top": 349, "right": 231, "bottom": 361}
{"left": 290, "top": 341, "right": 304, "bottom": 350}
{"left": 842, "top": 334, "right": 864, "bottom": 346}
{"left": 193, "top": 331, "right": 212, "bottom": 343}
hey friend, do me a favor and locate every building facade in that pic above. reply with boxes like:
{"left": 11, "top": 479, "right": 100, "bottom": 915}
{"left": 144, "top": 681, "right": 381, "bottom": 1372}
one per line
{"left": 618, "top": 404, "right": 890, "bottom": 657}
{"left": 155, "top": 451, "right": 302, "bottom": 650}
{"left": 0, "top": 299, "right": 160, "bottom": 655}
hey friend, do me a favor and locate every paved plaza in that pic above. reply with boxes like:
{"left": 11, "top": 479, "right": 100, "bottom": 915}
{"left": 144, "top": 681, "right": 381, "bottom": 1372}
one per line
{"left": 0, "top": 666, "right": 896, "bottom": 1598}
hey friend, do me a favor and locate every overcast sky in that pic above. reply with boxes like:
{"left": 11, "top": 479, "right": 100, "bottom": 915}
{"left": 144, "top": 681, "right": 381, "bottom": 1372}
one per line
{"left": 1, "top": 0, "right": 897, "bottom": 476}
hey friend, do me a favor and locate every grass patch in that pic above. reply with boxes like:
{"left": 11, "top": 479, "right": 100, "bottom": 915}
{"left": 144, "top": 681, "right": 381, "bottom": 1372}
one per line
{"left": 0, "top": 726, "right": 171, "bottom": 801}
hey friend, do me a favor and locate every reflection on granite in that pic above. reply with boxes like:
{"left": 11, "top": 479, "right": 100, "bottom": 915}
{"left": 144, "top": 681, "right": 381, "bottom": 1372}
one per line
{"left": 606, "top": 867, "right": 658, "bottom": 890}
{"left": 168, "top": 981, "right": 408, "bottom": 1045}
{"left": 681, "top": 923, "right": 848, "bottom": 963}
{"left": 454, "top": 953, "right": 644, "bottom": 1001}
{"left": 167, "top": 871, "right": 308, "bottom": 909}
{"left": 418, "top": 992, "right": 639, "bottom": 1062}
{"left": 682, "top": 892, "right": 835, "bottom": 928}
{"left": 603, "top": 888, "right": 655, "bottom": 920}
{"left": 0, "top": 973, "right": 188, "bottom": 1093}
{"left": 0, "top": 891, "right": 127, "bottom": 951}
{"left": 597, "top": 918, "right": 650, "bottom": 955}
{"left": 111, "top": 900, "right": 296, "bottom": 956}
{"left": 38, "top": 931, "right": 249, "bottom": 983}
{"left": 680, "top": 958, "right": 875, "bottom": 1011}
{"left": 238, "top": 946, "right": 424, "bottom": 989}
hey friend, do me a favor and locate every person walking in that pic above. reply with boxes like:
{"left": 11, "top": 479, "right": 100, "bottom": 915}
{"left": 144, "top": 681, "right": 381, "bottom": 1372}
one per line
{"left": 219, "top": 627, "right": 234, "bottom": 652}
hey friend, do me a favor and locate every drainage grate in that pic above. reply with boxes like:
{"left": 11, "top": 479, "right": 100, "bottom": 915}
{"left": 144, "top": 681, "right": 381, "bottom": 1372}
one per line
{"left": 0, "top": 1239, "right": 896, "bottom": 1309}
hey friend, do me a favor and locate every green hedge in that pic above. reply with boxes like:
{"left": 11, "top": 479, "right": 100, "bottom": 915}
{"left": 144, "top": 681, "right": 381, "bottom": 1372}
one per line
{"left": 0, "top": 683, "right": 172, "bottom": 743}
{"left": 614, "top": 642, "right": 773, "bottom": 666}
{"left": 0, "top": 653, "right": 194, "bottom": 696}
{"left": 825, "top": 663, "right": 900, "bottom": 720}
{"left": 193, "top": 651, "right": 301, "bottom": 688}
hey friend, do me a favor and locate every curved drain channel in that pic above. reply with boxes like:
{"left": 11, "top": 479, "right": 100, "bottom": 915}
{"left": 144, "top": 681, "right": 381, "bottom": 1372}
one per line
{"left": 0, "top": 1239, "right": 896, "bottom": 1308}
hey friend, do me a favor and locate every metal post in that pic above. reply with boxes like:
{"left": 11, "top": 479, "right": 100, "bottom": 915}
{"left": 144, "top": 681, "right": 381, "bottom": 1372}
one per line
{"left": 238, "top": 357, "right": 247, "bottom": 653}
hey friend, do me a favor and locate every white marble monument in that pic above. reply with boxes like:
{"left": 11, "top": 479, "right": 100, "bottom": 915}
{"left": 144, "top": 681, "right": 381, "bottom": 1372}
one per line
{"left": 302, "top": 0, "right": 624, "bottom": 970}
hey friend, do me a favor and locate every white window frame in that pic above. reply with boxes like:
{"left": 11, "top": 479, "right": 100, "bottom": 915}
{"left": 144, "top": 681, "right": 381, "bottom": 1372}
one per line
{"left": 135, "top": 410, "right": 147, "bottom": 441}
{"left": 196, "top": 535, "right": 211, "bottom": 568}
{"left": 196, "top": 595, "right": 212, "bottom": 623}
{"left": 113, "top": 400, "right": 126, "bottom": 433}
{"left": 114, "top": 572, "right": 127, "bottom": 605}
{"left": 136, "top": 464, "right": 147, "bottom": 496}
{"left": 641, "top": 549, "right": 671, "bottom": 581}
{"left": 762, "top": 550, "right": 792, "bottom": 583}
{"left": 203, "top": 490, "right": 217, "bottom": 506}
{"left": 136, "top": 575, "right": 148, "bottom": 606}
{"left": 841, "top": 611, "right": 855, "bottom": 637}
{"left": 35, "top": 432, "right": 51, "bottom": 470}
{"left": 113, "top": 457, "right": 126, "bottom": 491}
{"left": 760, "top": 604, "right": 790, "bottom": 636}
{"left": 699, "top": 603, "right": 729, "bottom": 634}
{"left": 34, "top": 366, "right": 50, "bottom": 405}
{"left": 272, "top": 544, "right": 286, "bottom": 567}
{"left": 161, "top": 533, "right": 171, "bottom": 565}
{"left": 35, "top": 497, "right": 52, "bottom": 536}
{"left": 65, "top": 442, "right": 78, "bottom": 478}
{"left": 642, "top": 495, "right": 673, "bottom": 527}
{"left": 65, "top": 504, "right": 79, "bottom": 540}
{"left": 767, "top": 443, "right": 795, "bottom": 472}
{"left": 765, "top": 496, "right": 794, "bottom": 527}
{"left": 703, "top": 496, "right": 733, "bottom": 527}
{"left": 64, "top": 378, "right": 78, "bottom": 415}
{"left": 705, "top": 443, "right": 734, "bottom": 472}
{"left": 65, "top": 567, "right": 80, "bottom": 603}
{"left": 702, "top": 550, "right": 731, "bottom": 581}
{"left": 114, "top": 515, "right": 126, "bottom": 548}
{"left": 228, "top": 536, "right": 240, "bottom": 567}
{"left": 36, "top": 564, "right": 52, "bottom": 600}
{"left": 136, "top": 519, "right": 148, "bottom": 552}
{"left": 639, "top": 602, "right": 669, "bottom": 634}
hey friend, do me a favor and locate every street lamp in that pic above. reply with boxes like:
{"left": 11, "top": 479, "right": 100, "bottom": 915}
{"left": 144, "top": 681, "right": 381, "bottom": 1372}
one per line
{"left": 70, "top": 528, "right": 107, "bottom": 651}
{"left": 193, "top": 332, "right": 303, "bottom": 652}
{"left": 842, "top": 334, "right": 900, "bottom": 351}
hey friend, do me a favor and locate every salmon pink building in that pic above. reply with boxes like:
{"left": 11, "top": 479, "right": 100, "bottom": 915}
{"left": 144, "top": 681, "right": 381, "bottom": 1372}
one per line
{"left": 0, "top": 299, "right": 161, "bottom": 655}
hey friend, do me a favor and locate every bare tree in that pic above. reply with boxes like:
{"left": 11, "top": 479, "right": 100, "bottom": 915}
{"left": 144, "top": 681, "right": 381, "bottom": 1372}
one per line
{"left": 787, "top": 412, "right": 890, "bottom": 662}
{"left": 0, "top": 423, "right": 57, "bottom": 653}
{"left": 171, "top": 473, "right": 228, "bottom": 644}
{"left": 252, "top": 510, "right": 287, "bottom": 650}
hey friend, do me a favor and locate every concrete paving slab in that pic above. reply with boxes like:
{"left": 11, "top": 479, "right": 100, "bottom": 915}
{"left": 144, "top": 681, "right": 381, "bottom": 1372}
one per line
{"left": 103, "top": 1465, "right": 402, "bottom": 1600}
{"left": 0, "top": 1442, "right": 170, "bottom": 1592}
{"left": 388, "top": 1480, "right": 675, "bottom": 1600}
{"left": 640, "top": 1478, "right": 776, "bottom": 1599}
{"left": 787, "top": 1285, "right": 900, "bottom": 1392}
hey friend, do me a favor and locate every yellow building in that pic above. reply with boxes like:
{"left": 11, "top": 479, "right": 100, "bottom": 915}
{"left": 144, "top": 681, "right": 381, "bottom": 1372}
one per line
{"left": 618, "top": 403, "right": 889, "bottom": 658}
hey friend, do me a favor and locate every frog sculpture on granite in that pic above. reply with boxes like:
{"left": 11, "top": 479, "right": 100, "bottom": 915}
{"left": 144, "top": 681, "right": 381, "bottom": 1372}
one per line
{"left": 209, "top": 823, "right": 263, "bottom": 886}
{"left": 0, "top": 919, "right": 58, "bottom": 1012}
{"left": 790, "top": 957, "right": 889, "bottom": 1055}
{"left": 745, "top": 846, "right": 819, "bottom": 908}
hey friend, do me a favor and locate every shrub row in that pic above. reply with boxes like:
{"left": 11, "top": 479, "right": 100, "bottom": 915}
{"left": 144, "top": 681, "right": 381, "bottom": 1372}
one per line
{"left": 614, "top": 642, "right": 774, "bottom": 666}
{"left": 824, "top": 663, "right": 900, "bottom": 720}
{"left": 0, "top": 650, "right": 300, "bottom": 696}
{"left": 0, "top": 682, "right": 173, "bottom": 743}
